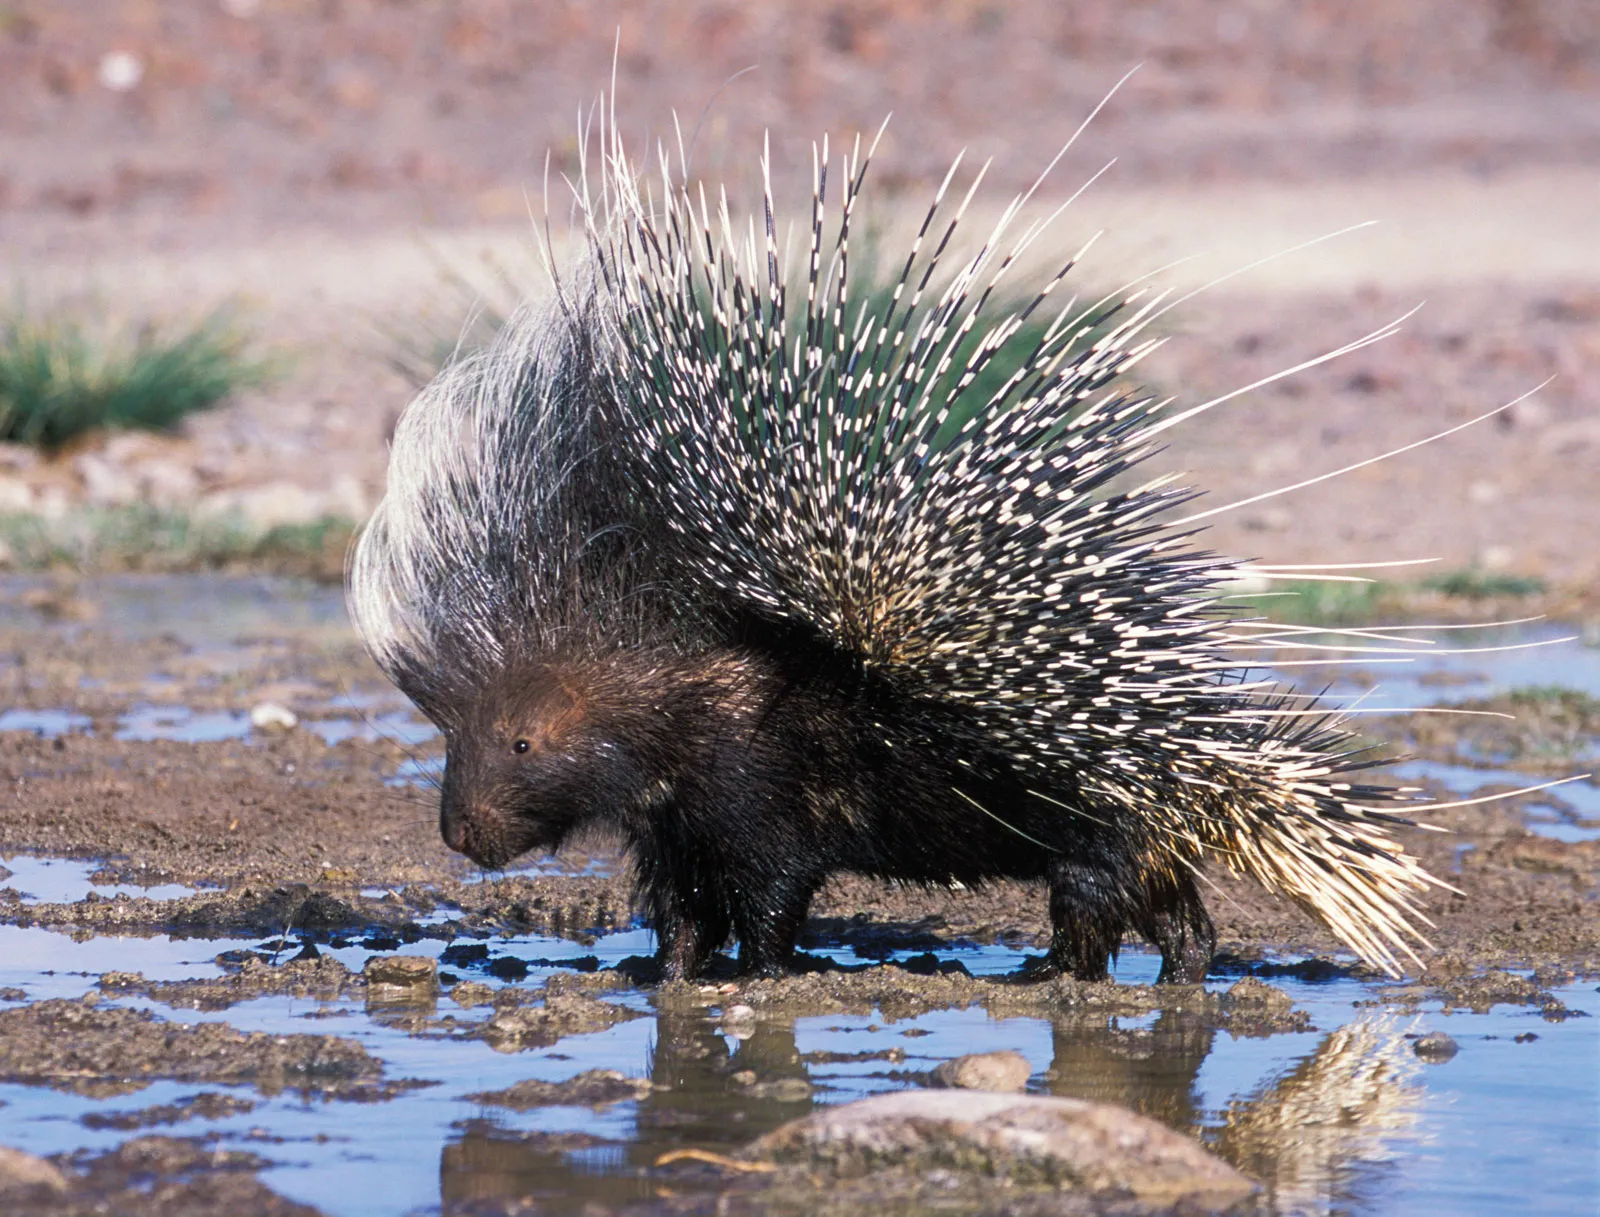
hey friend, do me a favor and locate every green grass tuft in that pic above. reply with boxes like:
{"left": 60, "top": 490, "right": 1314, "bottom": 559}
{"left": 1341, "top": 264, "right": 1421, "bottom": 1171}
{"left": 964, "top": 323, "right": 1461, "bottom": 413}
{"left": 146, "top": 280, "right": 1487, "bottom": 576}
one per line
{"left": 0, "top": 507, "right": 354, "bottom": 581}
{"left": 1226, "top": 579, "right": 1392, "bottom": 626}
{"left": 0, "top": 303, "right": 274, "bottom": 449}
{"left": 1421, "top": 568, "right": 1547, "bottom": 599}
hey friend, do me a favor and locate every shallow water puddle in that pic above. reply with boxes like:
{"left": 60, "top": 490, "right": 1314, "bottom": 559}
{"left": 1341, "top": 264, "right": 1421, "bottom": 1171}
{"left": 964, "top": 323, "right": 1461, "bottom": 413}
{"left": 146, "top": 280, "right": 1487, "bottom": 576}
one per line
{"left": 1, "top": 855, "right": 199, "bottom": 906}
{"left": 0, "top": 916, "right": 1591, "bottom": 1217}
{"left": 1306, "top": 623, "right": 1600, "bottom": 708}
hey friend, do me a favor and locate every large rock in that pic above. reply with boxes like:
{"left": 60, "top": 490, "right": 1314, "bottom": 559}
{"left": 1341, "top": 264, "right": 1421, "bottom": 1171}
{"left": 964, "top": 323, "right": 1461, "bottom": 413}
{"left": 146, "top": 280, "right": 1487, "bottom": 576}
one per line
{"left": 748, "top": 1090, "right": 1256, "bottom": 1208}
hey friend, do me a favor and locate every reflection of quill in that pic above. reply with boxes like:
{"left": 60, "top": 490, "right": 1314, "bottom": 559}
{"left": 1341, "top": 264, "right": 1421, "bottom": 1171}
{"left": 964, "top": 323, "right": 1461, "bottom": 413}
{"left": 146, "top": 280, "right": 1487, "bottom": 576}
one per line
{"left": 1211, "top": 1017, "right": 1426, "bottom": 1215}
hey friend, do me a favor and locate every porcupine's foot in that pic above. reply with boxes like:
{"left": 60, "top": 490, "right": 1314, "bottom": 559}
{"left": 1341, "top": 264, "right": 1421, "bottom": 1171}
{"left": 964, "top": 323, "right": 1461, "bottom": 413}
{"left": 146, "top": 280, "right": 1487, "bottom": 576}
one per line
{"left": 648, "top": 890, "right": 732, "bottom": 982}
{"left": 655, "top": 915, "right": 732, "bottom": 982}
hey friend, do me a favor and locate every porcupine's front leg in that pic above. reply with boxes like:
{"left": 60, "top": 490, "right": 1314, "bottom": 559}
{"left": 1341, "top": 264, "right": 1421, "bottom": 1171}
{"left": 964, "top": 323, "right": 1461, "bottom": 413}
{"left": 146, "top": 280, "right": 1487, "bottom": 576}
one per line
{"left": 633, "top": 833, "right": 732, "bottom": 981}
{"left": 728, "top": 866, "right": 821, "bottom": 978}
{"left": 653, "top": 896, "right": 732, "bottom": 982}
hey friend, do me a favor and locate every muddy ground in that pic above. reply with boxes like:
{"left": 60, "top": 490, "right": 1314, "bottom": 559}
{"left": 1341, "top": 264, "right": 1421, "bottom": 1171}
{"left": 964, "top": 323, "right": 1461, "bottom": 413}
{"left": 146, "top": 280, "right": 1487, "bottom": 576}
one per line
{"left": 2, "top": 1, "right": 1598, "bottom": 592}
{"left": 3, "top": 595, "right": 1596, "bottom": 975}
{"left": 0, "top": 584, "right": 1595, "bottom": 1214}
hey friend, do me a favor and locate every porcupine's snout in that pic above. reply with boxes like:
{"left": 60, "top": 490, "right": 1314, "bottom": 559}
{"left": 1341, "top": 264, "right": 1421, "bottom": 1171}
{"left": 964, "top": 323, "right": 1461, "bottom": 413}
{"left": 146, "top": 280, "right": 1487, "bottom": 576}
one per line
{"left": 437, "top": 739, "right": 536, "bottom": 869}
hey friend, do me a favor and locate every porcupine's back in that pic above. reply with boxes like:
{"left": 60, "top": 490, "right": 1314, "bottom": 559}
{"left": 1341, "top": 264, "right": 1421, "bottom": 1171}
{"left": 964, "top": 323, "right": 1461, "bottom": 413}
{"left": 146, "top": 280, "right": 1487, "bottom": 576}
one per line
{"left": 581, "top": 130, "right": 1445, "bottom": 975}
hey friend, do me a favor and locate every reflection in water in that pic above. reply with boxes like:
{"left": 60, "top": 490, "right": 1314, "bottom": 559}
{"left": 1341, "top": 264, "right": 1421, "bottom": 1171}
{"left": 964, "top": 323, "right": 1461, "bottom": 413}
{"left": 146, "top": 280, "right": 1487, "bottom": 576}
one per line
{"left": 440, "top": 1008, "right": 816, "bottom": 1212}
{"left": 1211, "top": 1018, "right": 1425, "bottom": 1215}
{"left": 1045, "top": 1008, "right": 1215, "bottom": 1130}
{"left": 437, "top": 1003, "right": 1425, "bottom": 1215}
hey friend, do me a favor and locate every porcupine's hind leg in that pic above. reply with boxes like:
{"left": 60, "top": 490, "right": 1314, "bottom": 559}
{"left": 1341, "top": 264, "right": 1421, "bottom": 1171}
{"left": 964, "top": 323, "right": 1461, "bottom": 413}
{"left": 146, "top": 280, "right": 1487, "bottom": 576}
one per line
{"left": 1043, "top": 857, "right": 1131, "bottom": 982}
{"left": 1043, "top": 855, "right": 1215, "bottom": 984}
{"left": 1133, "top": 870, "right": 1216, "bottom": 984}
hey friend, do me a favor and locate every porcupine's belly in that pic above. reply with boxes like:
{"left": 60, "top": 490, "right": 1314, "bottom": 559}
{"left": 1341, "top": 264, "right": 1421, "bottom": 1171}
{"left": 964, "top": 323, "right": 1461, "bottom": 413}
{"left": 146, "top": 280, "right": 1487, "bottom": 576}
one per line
{"left": 836, "top": 771, "right": 1073, "bottom": 889}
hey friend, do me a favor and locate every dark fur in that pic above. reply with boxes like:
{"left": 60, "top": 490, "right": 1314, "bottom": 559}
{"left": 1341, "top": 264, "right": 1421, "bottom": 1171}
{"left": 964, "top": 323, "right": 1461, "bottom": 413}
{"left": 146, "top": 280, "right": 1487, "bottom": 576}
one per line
{"left": 438, "top": 634, "right": 1216, "bottom": 983}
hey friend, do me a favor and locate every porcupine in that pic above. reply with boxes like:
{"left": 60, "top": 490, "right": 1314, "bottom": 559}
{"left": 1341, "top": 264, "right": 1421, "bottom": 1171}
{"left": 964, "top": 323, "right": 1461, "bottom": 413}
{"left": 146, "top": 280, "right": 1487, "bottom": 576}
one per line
{"left": 348, "top": 120, "right": 1447, "bottom": 985}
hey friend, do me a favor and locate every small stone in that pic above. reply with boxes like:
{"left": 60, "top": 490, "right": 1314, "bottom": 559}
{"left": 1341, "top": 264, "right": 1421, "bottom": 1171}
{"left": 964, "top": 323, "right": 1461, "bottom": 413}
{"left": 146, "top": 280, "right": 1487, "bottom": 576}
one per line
{"left": 467, "top": 1069, "right": 651, "bottom": 1111}
{"left": 1412, "top": 1032, "right": 1458, "bottom": 1062}
{"left": 0, "top": 475, "right": 34, "bottom": 512}
{"left": 0, "top": 444, "right": 38, "bottom": 472}
{"left": 137, "top": 460, "right": 201, "bottom": 507}
{"left": 720, "top": 1003, "right": 757, "bottom": 1039}
{"left": 97, "top": 49, "right": 144, "bottom": 92}
{"left": 450, "top": 981, "right": 495, "bottom": 1008}
{"left": 0, "top": 1145, "right": 68, "bottom": 1194}
{"left": 930, "top": 1049, "right": 1031, "bottom": 1093}
{"left": 730, "top": 1070, "right": 758, "bottom": 1087}
{"left": 74, "top": 453, "right": 138, "bottom": 506}
{"left": 201, "top": 481, "right": 322, "bottom": 530}
{"left": 249, "top": 702, "right": 297, "bottom": 732}
{"left": 1221, "top": 976, "right": 1294, "bottom": 1014}
{"left": 363, "top": 955, "right": 437, "bottom": 989}
{"left": 747, "top": 1077, "right": 812, "bottom": 1102}
{"left": 326, "top": 474, "right": 369, "bottom": 519}
{"left": 1478, "top": 545, "right": 1515, "bottom": 572}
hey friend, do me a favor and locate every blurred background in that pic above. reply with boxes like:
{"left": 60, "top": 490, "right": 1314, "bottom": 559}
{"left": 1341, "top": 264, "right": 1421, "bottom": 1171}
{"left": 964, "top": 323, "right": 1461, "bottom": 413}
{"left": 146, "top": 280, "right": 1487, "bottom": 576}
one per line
{"left": 1, "top": 0, "right": 1597, "bottom": 600}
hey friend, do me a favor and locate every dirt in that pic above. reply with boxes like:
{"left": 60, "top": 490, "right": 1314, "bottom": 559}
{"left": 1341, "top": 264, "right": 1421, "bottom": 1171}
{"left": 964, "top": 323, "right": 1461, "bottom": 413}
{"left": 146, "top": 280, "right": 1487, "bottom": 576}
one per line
{"left": 466, "top": 1069, "right": 655, "bottom": 1112}
{"left": 4, "top": 1137, "right": 322, "bottom": 1217}
{"left": 0, "top": 996, "right": 389, "bottom": 1099}
{"left": 80, "top": 1091, "right": 259, "bottom": 1132}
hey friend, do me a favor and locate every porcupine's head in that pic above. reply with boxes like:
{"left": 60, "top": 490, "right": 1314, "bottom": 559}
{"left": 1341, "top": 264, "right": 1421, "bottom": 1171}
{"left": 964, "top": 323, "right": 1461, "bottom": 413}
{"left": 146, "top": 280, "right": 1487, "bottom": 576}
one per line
{"left": 429, "top": 659, "right": 652, "bottom": 868}
{"left": 347, "top": 288, "right": 685, "bottom": 869}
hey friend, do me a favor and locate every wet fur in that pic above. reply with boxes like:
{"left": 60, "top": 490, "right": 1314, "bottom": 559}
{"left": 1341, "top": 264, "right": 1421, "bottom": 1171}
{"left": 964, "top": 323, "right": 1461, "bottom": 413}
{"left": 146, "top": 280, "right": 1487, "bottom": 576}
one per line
{"left": 440, "top": 632, "right": 1215, "bottom": 983}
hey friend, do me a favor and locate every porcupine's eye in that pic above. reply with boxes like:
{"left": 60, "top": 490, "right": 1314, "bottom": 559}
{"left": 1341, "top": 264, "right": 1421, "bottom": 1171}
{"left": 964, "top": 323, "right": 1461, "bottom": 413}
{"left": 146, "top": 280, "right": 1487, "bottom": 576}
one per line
{"left": 512, "top": 739, "right": 530, "bottom": 755}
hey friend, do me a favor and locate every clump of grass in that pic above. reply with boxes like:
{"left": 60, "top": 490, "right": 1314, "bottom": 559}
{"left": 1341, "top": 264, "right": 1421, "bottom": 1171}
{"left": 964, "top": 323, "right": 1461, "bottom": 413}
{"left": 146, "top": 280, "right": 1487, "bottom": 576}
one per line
{"left": 0, "top": 303, "right": 274, "bottom": 449}
{"left": 0, "top": 506, "right": 355, "bottom": 582}
{"left": 379, "top": 250, "right": 523, "bottom": 388}
{"left": 1422, "top": 568, "right": 1547, "bottom": 599}
{"left": 1227, "top": 579, "right": 1393, "bottom": 626}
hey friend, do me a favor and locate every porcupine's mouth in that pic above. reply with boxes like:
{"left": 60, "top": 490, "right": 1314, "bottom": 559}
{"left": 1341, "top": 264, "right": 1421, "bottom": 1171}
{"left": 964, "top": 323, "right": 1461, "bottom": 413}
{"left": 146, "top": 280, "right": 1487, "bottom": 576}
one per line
{"left": 441, "top": 810, "right": 541, "bottom": 872}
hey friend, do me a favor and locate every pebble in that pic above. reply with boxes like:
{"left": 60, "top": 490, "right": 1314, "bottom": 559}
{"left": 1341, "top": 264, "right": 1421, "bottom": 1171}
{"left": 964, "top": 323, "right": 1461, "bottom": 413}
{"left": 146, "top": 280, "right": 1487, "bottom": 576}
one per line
{"left": 363, "top": 955, "right": 438, "bottom": 1000}
{"left": 720, "top": 1003, "right": 758, "bottom": 1039}
{"left": 74, "top": 453, "right": 139, "bottom": 507}
{"left": 0, "top": 476, "right": 35, "bottom": 512}
{"left": 1412, "top": 1031, "right": 1459, "bottom": 1062}
{"left": 0, "top": 1144, "right": 68, "bottom": 1195}
{"left": 97, "top": 50, "right": 144, "bottom": 92}
{"left": 930, "top": 1049, "right": 1031, "bottom": 1093}
{"left": 249, "top": 702, "right": 297, "bottom": 732}
{"left": 1220, "top": 976, "right": 1294, "bottom": 1013}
